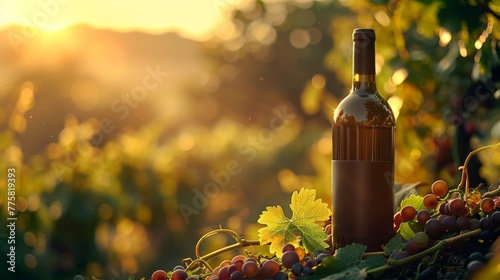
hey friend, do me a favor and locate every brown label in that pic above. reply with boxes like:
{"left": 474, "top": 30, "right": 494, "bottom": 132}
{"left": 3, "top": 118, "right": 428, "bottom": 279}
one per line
{"left": 332, "top": 160, "right": 394, "bottom": 251}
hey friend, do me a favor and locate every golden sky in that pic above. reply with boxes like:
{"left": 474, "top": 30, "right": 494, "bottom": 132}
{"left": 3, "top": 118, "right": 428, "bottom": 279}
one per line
{"left": 0, "top": 0, "right": 243, "bottom": 40}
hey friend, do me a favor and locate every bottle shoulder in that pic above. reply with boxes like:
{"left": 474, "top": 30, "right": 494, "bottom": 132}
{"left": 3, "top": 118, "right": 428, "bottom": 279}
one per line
{"left": 333, "top": 90, "right": 396, "bottom": 126}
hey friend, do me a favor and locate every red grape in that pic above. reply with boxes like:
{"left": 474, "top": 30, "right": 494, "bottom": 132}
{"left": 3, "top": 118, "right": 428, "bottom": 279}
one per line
{"left": 218, "top": 267, "right": 230, "bottom": 280}
{"left": 261, "top": 260, "right": 280, "bottom": 278}
{"left": 152, "top": 270, "right": 169, "bottom": 280}
{"left": 459, "top": 205, "right": 470, "bottom": 217}
{"left": 400, "top": 205, "right": 417, "bottom": 221}
{"left": 393, "top": 212, "right": 403, "bottom": 227}
{"left": 438, "top": 203, "right": 447, "bottom": 215}
{"left": 324, "top": 224, "right": 332, "bottom": 235}
{"left": 231, "top": 255, "right": 245, "bottom": 263}
{"left": 227, "top": 265, "right": 238, "bottom": 276}
{"left": 281, "top": 251, "right": 300, "bottom": 269}
{"left": 444, "top": 203, "right": 452, "bottom": 216}
{"left": 495, "top": 199, "right": 500, "bottom": 209}
{"left": 431, "top": 180, "right": 448, "bottom": 197}
{"left": 241, "top": 261, "right": 259, "bottom": 279}
{"left": 480, "top": 198, "right": 495, "bottom": 213}
{"left": 219, "top": 260, "right": 232, "bottom": 268}
{"left": 244, "top": 257, "right": 257, "bottom": 263}
{"left": 212, "top": 266, "right": 221, "bottom": 276}
{"left": 233, "top": 260, "right": 243, "bottom": 271}
{"left": 393, "top": 223, "right": 399, "bottom": 232}
{"left": 423, "top": 194, "right": 439, "bottom": 209}
{"left": 325, "top": 234, "right": 333, "bottom": 248}
{"left": 416, "top": 209, "right": 431, "bottom": 224}
{"left": 171, "top": 270, "right": 189, "bottom": 280}
{"left": 282, "top": 243, "right": 295, "bottom": 253}
{"left": 449, "top": 198, "right": 465, "bottom": 216}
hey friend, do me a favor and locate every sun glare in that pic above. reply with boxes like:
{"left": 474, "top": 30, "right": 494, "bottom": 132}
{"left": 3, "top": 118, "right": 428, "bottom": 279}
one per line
{"left": 0, "top": 0, "right": 245, "bottom": 40}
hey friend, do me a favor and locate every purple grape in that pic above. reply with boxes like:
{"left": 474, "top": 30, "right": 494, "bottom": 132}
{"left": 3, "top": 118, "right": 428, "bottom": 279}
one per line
{"left": 479, "top": 217, "right": 494, "bottom": 230}
{"left": 394, "top": 251, "right": 410, "bottom": 260}
{"left": 302, "top": 267, "right": 313, "bottom": 277}
{"left": 282, "top": 244, "right": 295, "bottom": 253}
{"left": 467, "top": 260, "right": 485, "bottom": 278}
{"left": 305, "top": 259, "right": 316, "bottom": 268}
{"left": 281, "top": 251, "right": 299, "bottom": 269}
{"left": 456, "top": 216, "right": 469, "bottom": 230}
{"left": 491, "top": 211, "right": 500, "bottom": 226}
{"left": 230, "top": 271, "right": 243, "bottom": 280}
{"left": 469, "top": 219, "right": 480, "bottom": 230}
{"left": 481, "top": 230, "right": 494, "bottom": 241}
{"left": 274, "top": 271, "right": 288, "bottom": 280}
{"left": 405, "top": 240, "right": 419, "bottom": 255}
{"left": 425, "top": 219, "right": 442, "bottom": 235}
{"left": 291, "top": 263, "right": 304, "bottom": 276}
{"left": 416, "top": 210, "right": 431, "bottom": 224}
{"left": 442, "top": 216, "right": 457, "bottom": 231}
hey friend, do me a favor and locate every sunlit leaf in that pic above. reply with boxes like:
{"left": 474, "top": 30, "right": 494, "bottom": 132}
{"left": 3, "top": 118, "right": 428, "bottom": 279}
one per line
{"left": 400, "top": 194, "right": 425, "bottom": 211}
{"left": 257, "top": 188, "right": 332, "bottom": 257}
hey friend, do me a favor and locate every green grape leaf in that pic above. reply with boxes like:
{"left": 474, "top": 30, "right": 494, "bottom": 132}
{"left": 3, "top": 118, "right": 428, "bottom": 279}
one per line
{"left": 398, "top": 221, "right": 423, "bottom": 240}
{"left": 334, "top": 243, "right": 367, "bottom": 271}
{"left": 400, "top": 194, "right": 426, "bottom": 211}
{"left": 383, "top": 235, "right": 405, "bottom": 255}
{"left": 398, "top": 222, "right": 414, "bottom": 240}
{"left": 257, "top": 188, "right": 332, "bottom": 257}
{"left": 310, "top": 244, "right": 384, "bottom": 280}
{"left": 361, "top": 255, "right": 386, "bottom": 270}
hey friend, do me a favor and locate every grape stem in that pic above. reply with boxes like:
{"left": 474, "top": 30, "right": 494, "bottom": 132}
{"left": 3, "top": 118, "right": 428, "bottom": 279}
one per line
{"left": 459, "top": 142, "right": 500, "bottom": 202}
{"left": 365, "top": 229, "right": 481, "bottom": 275}
{"left": 483, "top": 185, "right": 500, "bottom": 198}
{"left": 185, "top": 228, "right": 262, "bottom": 272}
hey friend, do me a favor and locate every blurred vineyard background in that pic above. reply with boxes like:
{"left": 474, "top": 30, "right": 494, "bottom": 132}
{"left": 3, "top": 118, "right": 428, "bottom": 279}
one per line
{"left": 1, "top": 0, "right": 499, "bottom": 279}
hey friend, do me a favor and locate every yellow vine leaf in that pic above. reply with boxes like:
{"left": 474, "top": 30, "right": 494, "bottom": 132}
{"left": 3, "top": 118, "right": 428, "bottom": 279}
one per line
{"left": 257, "top": 188, "right": 332, "bottom": 257}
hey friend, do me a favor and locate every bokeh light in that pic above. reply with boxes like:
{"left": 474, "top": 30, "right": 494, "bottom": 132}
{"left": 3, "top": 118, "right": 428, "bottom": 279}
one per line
{"left": 0, "top": 1, "right": 499, "bottom": 279}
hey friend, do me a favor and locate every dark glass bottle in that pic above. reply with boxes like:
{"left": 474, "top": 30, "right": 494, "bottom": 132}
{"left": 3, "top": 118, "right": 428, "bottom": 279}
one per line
{"left": 331, "top": 29, "right": 396, "bottom": 252}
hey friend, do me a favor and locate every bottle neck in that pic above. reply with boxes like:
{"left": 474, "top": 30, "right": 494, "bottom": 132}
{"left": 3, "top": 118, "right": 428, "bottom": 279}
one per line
{"left": 352, "top": 74, "right": 377, "bottom": 92}
{"left": 351, "top": 29, "right": 376, "bottom": 92}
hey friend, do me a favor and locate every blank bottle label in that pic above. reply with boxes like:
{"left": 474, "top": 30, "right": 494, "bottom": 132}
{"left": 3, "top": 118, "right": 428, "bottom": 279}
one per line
{"left": 331, "top": 160, "right": 394, "bottom": 251}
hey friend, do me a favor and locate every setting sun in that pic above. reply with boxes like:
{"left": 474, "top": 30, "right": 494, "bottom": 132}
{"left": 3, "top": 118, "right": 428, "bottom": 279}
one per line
{"left": 2, "top": 1, "right": 500, "bottom": 279}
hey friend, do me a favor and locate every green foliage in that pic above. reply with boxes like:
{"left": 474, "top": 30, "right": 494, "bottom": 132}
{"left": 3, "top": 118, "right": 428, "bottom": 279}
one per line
{"left": 1, "top": 0, "right": 500, "bottom": 278}
{"left": 311, "top": 244, "right": 385, "bottom": 280}
{"left": 400, "top": 194, "right": 426, "bottom": 211}
{"left": 257, "top": 188, "right": 332, "bottom": 257}
{"left": 383, "top": 235, "right": 405, "bottom": 255}
{"left": 398, "top": 221, "right": 423, "bottom": 240}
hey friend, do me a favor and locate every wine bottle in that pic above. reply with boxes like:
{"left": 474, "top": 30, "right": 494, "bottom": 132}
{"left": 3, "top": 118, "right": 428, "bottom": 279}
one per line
{"left": 331, "top": 28, "right": 396, "bottom": 252}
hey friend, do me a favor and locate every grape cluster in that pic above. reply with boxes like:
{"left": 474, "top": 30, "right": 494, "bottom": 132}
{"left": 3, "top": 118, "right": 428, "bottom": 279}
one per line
{"left": 203, "top": 243, "right": 330, "bottom": 280}
{"left": 391, "top": 179, "right": 500, "bottom": 279}
{"left": 151, "top": 234, "right": 331, "bottom": 280}
{"left": 151, "top": 237, "right": 333, "bottom": 280}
